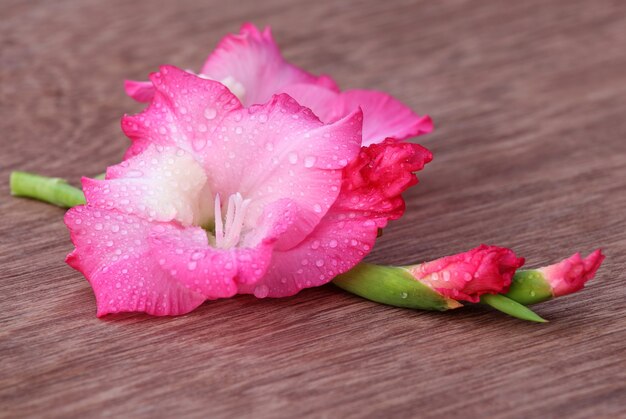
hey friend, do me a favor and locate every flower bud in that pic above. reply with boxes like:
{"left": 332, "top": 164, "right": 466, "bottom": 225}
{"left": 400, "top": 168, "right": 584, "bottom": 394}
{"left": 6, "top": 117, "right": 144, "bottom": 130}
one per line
{"left": 505, "top": 250, "right": 604, "bottom": 304}
{"left": 406, "top": 244, "right": 525, "bottom": 303}
{"left": 333, "top": 245, "right": 524, "bottom": 309}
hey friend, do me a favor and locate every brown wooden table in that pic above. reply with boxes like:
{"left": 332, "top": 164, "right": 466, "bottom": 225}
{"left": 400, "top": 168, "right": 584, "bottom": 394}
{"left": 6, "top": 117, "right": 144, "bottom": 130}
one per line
{"left": 2, "top": 0, "right": 625, "bottom": 417}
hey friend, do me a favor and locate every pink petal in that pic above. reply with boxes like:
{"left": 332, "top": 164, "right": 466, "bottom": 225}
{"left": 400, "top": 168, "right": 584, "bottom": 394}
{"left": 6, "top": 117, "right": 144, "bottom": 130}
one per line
{"left": 539, "top": 249, "right": 605, "bottom": 297}
{"left": 281, "top": 84, "right": 433, "bottom": 145}
{"left": 338, "top": 90, "right": 433, "bottom": 146}
{"left": 64, "top": 206, "right": 207, "bottom": 316}
{"left": 242, "top": 139, "right": 432, "bottom": 297}
{"left": 200, "top": 23, "right": 338, "bottom": 106}
{"left": 410, "top": 245, "right": 525, "bottom": 303}
{"left": 64, "top": 203, "right": 283, "bottom": 316}
{"left": 83, "top": 145, "right": 210, "bottom": 226}
{"left": 124, "top": 80, "right": 156, "bottom": 103}
{"left": 122, "top": 66, "right": 242, "bottom": 159}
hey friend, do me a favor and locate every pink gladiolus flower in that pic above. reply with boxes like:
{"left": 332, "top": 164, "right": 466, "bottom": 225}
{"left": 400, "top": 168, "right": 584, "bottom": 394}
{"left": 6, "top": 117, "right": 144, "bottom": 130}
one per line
{"left": 125, "top": 23, "right": 432, "bottom": 146}
{"left": 407, "top": 245, "right": 525, "bottom": 303}
{"left": 538, "top": 249, "right": 605, "bottom": 297}
{"left": 65, "top": 66, "right": 432, "bottom": 316}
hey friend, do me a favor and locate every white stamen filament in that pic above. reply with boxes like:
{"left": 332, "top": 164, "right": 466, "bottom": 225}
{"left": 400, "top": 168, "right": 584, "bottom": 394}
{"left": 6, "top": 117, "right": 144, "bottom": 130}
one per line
{"left": 214, "top": 192, "right": 251, "bottom": 249}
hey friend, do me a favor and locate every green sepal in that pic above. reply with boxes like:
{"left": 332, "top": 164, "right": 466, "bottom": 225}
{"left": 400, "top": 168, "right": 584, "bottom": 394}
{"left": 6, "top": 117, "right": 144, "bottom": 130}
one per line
{"left": 480, "top": 294, "right": 547, "bottom": 323}
{"left": 10, "top": 171, "right": 86, "bottom": 208}
{"left": 505, "top": 270, "right": 553, "bottom": 305}
{"left": 333, "top": 263, "right": 461, "bottom": 311}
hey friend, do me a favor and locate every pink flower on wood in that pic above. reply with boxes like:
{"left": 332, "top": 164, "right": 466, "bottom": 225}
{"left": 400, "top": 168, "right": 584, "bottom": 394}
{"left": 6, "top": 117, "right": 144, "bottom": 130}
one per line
{"left": 407, "top": 245, "right": 525, "bottom": 303}
{"left": 66, "top": 66, "right": 432, "bottom": 316}
{"left": 125, "top": 23, "right": 432, "bottom": 146}
{"left": 538, "top": 249, "right": 605, "bottom": 297}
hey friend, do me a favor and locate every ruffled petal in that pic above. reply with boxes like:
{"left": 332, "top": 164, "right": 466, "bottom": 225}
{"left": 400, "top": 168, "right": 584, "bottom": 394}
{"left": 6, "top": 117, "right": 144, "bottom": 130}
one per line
{"left": 64, "top": 202, "right": 288, "bottom": 316}
{"left": 121, "top": 66, "right": 242, "bottom": 159}
{"left": 124, "top": 80, "right": 156, "bottom": 103}
{"left": 242, "top": 139, "right": 432, "bottom": 297}
{"left": 64, "top": 207, "right": 207, "bottom": 316}
{"left": 200, "top": 23, "right": 337, "bottom": 106}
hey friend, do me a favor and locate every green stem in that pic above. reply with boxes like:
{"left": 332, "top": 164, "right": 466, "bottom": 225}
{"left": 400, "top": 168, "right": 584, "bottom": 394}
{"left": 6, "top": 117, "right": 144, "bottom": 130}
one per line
{"left": 10, "top": 171, "right": 86, "bottom": 208}
{"left": 504, "top": 270, "right": 553, "bottom": 305}
{"left": 481, "top": 294, "right": 547, "bottom": 323}
{"left": 333, "top": 263, "right": 461, "bottom": 311}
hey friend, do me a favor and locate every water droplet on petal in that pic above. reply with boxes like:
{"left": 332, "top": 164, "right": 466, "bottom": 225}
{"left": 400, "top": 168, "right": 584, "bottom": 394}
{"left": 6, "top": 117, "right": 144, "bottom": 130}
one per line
{"left": 254, "top": 284, "right": 269, "bottom": 298}
{"left": 304, "top": 156, "right": 316, "bottom": 168}
{"left": 204, "top": 108, "right": 217, "bottom": 120}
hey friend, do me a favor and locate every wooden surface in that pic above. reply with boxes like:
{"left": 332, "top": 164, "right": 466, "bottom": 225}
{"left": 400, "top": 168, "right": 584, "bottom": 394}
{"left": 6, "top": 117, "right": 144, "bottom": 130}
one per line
{"left": 2, "top": 0, "right": 625, "bottom": 417}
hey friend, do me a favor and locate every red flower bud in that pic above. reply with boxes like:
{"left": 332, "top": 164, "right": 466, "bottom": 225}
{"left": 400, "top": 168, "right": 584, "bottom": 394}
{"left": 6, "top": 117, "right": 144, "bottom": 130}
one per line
{"left": 538, "top": 249, "right": 605, "bottom": 297}
{"left": 407, "top": 244, "right": 525, "bottom": 303}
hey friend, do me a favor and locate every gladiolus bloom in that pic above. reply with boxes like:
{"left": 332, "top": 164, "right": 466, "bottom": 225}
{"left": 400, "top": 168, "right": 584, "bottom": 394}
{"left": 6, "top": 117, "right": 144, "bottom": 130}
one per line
{"left": 65, "top": 66, "right": 432, "bottom": 316}
{"left": 125, "top": 23, "right": 432, "bottom": 146}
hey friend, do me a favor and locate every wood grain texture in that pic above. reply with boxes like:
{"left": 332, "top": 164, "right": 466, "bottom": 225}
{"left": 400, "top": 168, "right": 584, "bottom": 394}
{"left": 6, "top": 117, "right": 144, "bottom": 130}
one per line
{"left": 1, "top": 0, "right": 625, "bottom": 417}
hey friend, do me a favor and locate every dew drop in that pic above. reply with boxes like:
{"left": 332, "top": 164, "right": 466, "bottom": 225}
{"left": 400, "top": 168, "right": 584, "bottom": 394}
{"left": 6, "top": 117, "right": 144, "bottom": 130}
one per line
{"left": 204, "top": 107, "right": 217, "bottom": 120}
{"left": 304, "top": 156, "right": 316, "bottom": 168}
{"left": 254, "top": 284, "right": 269, "bottom": 298}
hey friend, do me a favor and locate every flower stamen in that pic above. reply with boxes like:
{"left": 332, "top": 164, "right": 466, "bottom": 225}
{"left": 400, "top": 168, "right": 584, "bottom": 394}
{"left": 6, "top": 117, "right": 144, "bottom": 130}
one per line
{"left": 214, "top": 192, "right": 251, "bottom": 249}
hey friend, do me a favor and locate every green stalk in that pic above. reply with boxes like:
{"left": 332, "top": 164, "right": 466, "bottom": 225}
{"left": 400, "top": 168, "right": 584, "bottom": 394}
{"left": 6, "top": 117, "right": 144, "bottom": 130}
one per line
{"left": 504, "top": 270, "right": 553, "bottom": 305}
{"left": 481, "top": 294, "right": 547, "bottom": 323}
{"left": 333, "top": 263, "right": 461, "bottom": 311}
{"left": 10, "top": 171, "right": 86, "bottom": 208}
